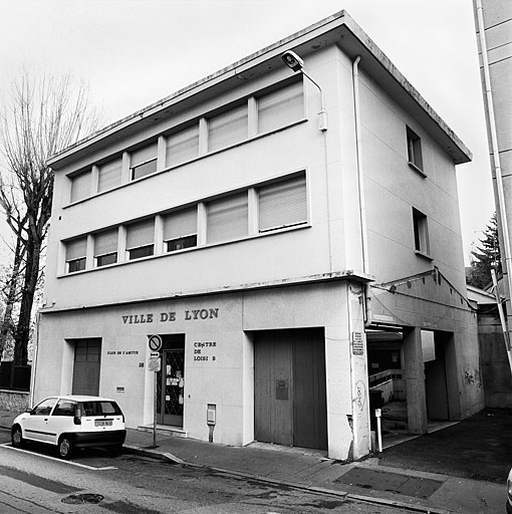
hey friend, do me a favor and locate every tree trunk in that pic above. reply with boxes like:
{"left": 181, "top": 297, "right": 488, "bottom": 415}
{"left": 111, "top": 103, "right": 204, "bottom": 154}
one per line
{"left": 13, "top": 236, "right": 41, "bottom": 366}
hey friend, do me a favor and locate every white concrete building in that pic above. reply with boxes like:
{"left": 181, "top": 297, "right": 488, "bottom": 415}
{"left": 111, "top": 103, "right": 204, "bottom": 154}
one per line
{"left": 35, "top": 11, "right": 483, "bottom": 461}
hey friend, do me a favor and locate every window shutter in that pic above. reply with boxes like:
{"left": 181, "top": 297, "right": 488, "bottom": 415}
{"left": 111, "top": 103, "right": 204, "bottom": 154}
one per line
{"left": 98, "top": 159, "right": 122, "bottom": 192}
{"left": 163, "top": 208, "right": 197, "bottom": 241}
{"left": 126, "top": 219, "right": 154, "bottom": 249}
{"left": 166, "top": 125, "right": 199, "bottom": 167}
{"left": 207, "top": 193, "right": 248, "bottom": 244}
{"left": 258, "top": 81, "right": 304, "bottom": 134}
{"left": 66, "top": 238, "right": 87, "bottom": 261}
{"left": 259, "top": 175, "right": 307, "bottom": 231}
{"left": 208, "top": 104, "right": 248, "bottom": 152}
{"left": 94, "top": 229, "right": 118, "bottom": 256}
{"left": 131, "top": 143, "right": 157, "bottom": 167}
{"left": 70, "top": 171, "right": 92, "bottom": 203}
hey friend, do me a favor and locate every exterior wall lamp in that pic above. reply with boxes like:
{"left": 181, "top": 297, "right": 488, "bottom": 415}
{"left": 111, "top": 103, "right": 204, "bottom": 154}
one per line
{"left": 281, "top": 50, "right": 328, "bottom": 131}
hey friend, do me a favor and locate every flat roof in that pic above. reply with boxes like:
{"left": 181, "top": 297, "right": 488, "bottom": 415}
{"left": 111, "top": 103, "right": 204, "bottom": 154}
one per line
{"left": 48, "top": 10, "right": 472, "bottom": 169}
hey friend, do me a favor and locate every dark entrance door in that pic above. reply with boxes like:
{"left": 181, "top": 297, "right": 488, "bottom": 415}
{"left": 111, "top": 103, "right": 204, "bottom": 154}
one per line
{"left": 157, "top": 335, "right": 185, "bottom": 427}
{"left": 254, "top": 328, "right": 327, "bottom": 450}
{"left": 72, "top": 339, "right": 101, "bottom": 396}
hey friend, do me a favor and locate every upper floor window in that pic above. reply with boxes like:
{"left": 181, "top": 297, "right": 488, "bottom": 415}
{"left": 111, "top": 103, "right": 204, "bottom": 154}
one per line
{"left": 407, "top": 126, "right": 424, "bottom": 173}
{"left": 130, "top": 143, "right": 157, "bottom": 180}
{"left": 98, "top": 158, "right": 122, "bottom": 193}
{"left": 257, "top": 80, "right": 304, "bottom": 134}
{"left": 70, "top": 170, "right": 92, "bottom": 203}
{"left": 413, "top": 208, "right": 430, "bottom": 255}
{"left": 258, "top": 174, "right": 307, "bottom": 232}
{"left": 207, "top": 192, "right": 248, "bottom": 244}
{"left": 163, "top": 207, "right": 198, "bottom": 252}
{"left": 126, "top": 219, "right": 154, "bottom": 260}
{"left": 94, "top": 228, "right": 118, "bottom": 267}
{"left": 208, "top": 104, "right": 248, "bottom": 153}
{"left": 166, "top": 125, "right": 199, "bottom": 168}
{"left": 66, "top": 237, "right": 87, "bottom": 273}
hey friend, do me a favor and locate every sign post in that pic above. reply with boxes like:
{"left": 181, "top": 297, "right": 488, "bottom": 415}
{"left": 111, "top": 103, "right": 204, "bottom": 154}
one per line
{"left": 147, "top": 335, "right": 162, "bottom": 448}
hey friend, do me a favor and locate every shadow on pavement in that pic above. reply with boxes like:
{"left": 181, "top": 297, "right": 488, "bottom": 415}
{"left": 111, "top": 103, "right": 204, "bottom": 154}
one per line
{"left": 377, "top": 408, "right": 512, "bottom": 482}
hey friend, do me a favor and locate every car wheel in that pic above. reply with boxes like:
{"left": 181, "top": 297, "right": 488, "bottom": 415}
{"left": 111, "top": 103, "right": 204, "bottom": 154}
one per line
{"left": 58, "top": 436, "right": 73, "bottom": 459}
{"left": 11, "top": 426, "right": 24, "bottom": 448}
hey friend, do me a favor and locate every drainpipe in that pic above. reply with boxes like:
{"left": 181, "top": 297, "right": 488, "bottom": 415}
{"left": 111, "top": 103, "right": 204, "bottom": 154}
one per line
{"left": 352, "top": 55, "right": 369, "bottom": 277}
{"left": 476, "top": 0, "right": 512, "bottom": 371}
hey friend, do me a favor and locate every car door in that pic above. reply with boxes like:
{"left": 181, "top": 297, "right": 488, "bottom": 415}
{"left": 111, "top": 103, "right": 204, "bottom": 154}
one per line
{"left": 22, "top": 397, "right": 58, "bottom": 443}
{"left": 47, "top": 399, "right": 77, "bottom": 445}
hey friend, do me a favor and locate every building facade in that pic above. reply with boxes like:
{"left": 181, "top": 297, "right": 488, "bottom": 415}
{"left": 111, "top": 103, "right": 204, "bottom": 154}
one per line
{"left": 35, "top": 11, "right": 483, "bottom": 461}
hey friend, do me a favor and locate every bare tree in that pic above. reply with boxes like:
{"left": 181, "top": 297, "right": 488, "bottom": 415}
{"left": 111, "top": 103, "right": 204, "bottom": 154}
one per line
{"left": 0, "top": 70, "right": 100, "bottom": 365}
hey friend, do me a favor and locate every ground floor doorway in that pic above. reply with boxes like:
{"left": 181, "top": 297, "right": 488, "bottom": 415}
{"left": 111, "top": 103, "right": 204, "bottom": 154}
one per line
{"left": 71, "top": 338, "right": 101, "bottom": 396}
{"left": 156, "top": 335, "right": 185, "bottom": 427}
{"left": 254, "top": 328, "right": 327, "bottom": 450}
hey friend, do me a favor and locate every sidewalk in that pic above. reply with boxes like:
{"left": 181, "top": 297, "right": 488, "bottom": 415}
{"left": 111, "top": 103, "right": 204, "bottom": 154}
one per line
{"left": 2, "top": 408, "right": 509, "bottom": 514}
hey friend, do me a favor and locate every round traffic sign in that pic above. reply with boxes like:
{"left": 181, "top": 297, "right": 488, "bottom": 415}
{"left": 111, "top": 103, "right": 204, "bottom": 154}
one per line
{"left": 148, "top": 334, "right": 163, "bottom": 352}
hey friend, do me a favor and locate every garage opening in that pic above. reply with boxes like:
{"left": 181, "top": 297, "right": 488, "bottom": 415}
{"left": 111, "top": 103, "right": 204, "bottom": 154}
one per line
{"left": 254, "top": 328, "right": 327, "bottom": 450}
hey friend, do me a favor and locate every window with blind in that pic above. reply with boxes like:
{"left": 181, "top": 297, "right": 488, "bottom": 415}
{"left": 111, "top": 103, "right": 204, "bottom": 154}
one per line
{"left": 126, "top": 219, "right": 154, "bottom": 260}
{"left": 94, "top": 228, "right": 118, "bottom": 266}
{"left": 208, "top": 104, "right": 248, "bottom": 153}
{"left": 70, "top": 170, "right": 92, "bottom": 203}
{"left": 207, "top": 193, "right": 248, "bottom": 244}
{"left": 166, "top": 125, "right": 199, "bottom": 168}
{"left": 163, "top": 207, "right": 198, "bottom": 252}
{"left": 257, "top": 81, "right": 304, "bottom": 134}
{"left": 258, "top": 174, "right": 307, "bottom": 232}
{"left": 98, "top": 158, "right": 122, "bottom": 192}
{"left": 130, "top": 143, "right": 158, "bottom": 180}
{"left": 66, "top": 237, "right": 87, "bottom": 273}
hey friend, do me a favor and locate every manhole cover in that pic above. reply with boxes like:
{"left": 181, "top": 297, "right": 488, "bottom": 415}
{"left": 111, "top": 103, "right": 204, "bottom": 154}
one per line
{"left": 61, "top": 493, "right": 104, "bottom": 504}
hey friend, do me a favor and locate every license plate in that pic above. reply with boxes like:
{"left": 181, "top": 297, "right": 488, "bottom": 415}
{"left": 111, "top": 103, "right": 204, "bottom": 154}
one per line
{"left": 95, "top": 420, "right": 113, "bottom": 427}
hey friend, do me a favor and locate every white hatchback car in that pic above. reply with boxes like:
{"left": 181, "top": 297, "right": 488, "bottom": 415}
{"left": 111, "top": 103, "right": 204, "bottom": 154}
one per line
{"left": 507, "top": 467, "right": 512, "bottom": 513}
{"left": 11, "top": 395, "right": 126, "bottom": 459}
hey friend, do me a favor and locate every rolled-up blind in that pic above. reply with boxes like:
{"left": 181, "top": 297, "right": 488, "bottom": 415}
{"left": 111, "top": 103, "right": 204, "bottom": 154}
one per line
{"left": 126, "top": 219, "right": 154, "bottom": 249}
{"left": 259, "top": 174, "right": 307, "bottom": 232}
{"left": 98, "top": 158, "right": 122, "bottom": 192}
{"left": 207, "top": 193, "right": 248, "bottom": 244}
{"left": 163, "top": 208, "right": 197, "bottom": 241}
{"left": 94, "top": 229, "right": 118, "bottom": 256}
{"left": 70, "top": 171, "right": 91, "bottom": 203}
{"left": 66, "top": 237, "right": 87, "bottom": 261}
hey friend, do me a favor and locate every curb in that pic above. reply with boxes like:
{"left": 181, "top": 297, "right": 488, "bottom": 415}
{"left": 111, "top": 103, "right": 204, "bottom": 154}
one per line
{"left": 123, "top": 445, "right": 453, "bottom": 514}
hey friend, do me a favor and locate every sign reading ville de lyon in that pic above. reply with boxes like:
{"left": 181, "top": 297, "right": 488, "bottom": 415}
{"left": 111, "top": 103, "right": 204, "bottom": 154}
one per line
{"left": 122, "top": 308, "right": 219, "bottom": 325}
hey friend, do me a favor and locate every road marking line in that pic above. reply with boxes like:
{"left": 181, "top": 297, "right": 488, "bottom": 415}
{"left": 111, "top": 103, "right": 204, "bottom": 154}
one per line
{"left": 0, "top": 444, "right": 117, "bottom": 470}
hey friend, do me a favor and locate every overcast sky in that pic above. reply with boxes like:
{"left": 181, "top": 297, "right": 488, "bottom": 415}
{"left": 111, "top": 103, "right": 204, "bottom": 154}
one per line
{"left": 0, "top": 0, "right": 495, "bottom": 265}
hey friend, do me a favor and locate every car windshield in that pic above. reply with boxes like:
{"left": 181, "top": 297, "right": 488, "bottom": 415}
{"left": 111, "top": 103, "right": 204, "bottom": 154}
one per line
{"left": 80, "top": 401, "right": 121, "bottom": 417}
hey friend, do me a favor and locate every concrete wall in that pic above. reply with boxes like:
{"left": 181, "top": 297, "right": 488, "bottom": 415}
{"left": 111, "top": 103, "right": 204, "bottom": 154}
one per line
{"left": 0, "top": 390, "right": 29, "bottom": 412}
{"left": 35, "top": 280, "right": 369, "bottom": 460}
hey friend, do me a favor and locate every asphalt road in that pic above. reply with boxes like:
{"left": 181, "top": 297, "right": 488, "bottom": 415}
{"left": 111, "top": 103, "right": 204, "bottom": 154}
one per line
{"left": 0, "top": 427, "right": 424, "bottom": 514}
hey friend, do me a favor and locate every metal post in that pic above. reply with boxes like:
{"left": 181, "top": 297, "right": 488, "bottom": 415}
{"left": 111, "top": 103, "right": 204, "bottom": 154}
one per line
{"left": 375, "top": 408, "right": 383, "bottom": 453}
{"left": 153, "top": 369, "right": 158, "bottom": 448}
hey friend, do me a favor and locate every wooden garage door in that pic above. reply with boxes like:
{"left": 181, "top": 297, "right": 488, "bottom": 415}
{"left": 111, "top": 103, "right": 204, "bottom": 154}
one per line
{"left": 254, "top": 329, "right": 327, "bottom": 450}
